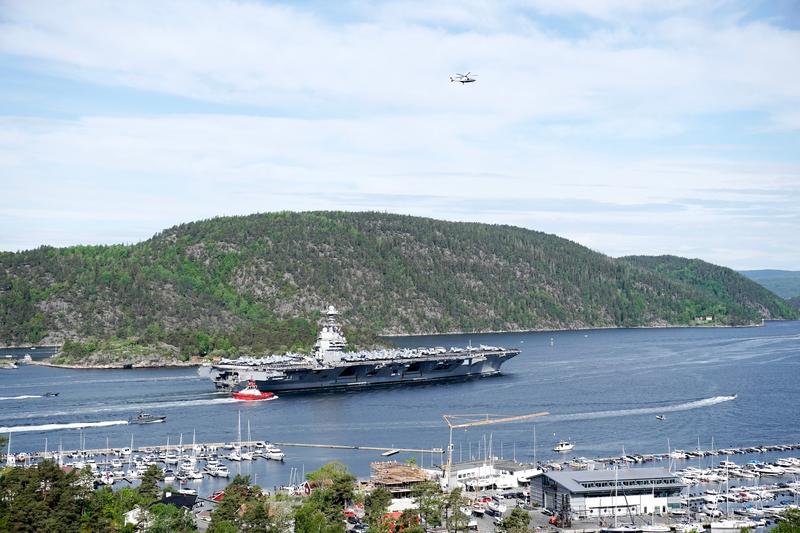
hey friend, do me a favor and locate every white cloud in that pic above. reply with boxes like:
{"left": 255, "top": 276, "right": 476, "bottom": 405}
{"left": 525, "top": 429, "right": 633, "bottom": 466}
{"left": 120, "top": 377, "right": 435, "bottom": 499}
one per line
{"left": 0, "top": 0, "right": 798, "bottom": 268}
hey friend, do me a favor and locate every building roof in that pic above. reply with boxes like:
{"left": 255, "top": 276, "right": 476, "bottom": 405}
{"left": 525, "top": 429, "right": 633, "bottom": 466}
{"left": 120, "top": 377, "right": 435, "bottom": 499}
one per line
{"left": 541, "top": 467, "right": 682, "bottom": 494}
{"left": 159, "top": 493, "right": 198, "bottom": 509}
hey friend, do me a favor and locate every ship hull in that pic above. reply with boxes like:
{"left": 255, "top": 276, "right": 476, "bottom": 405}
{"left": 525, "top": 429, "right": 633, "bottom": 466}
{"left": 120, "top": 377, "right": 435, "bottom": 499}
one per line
{"left": 207, "top": 351, "right": 517, "bottom": 393}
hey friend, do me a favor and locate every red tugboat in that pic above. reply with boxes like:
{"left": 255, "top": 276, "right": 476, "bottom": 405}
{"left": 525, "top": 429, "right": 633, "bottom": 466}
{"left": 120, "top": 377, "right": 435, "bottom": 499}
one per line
{"left": 232, "top": 380, "right": 278, "bottom": 402}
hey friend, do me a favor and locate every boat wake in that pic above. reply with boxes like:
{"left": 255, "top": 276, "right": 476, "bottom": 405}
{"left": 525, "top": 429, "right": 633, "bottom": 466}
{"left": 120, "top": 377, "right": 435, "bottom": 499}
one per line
{"left": 17, "top": 396, "right": 242, "bottom": 419}
{"left": 0, "top": 420, "right": 129, "bottom": 434}
{"left": 0, "top": 395, "right": 43, "bottom": 401}
{"left": 546, "top": 395, "right": 737, "bottom": 423}
{"left": 132, "top": 397, "right": 240, "bottom": 410}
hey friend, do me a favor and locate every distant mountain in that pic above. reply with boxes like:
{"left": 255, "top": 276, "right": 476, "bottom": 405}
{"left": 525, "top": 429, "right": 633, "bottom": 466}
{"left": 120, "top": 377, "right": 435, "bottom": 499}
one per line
{"left": 1, "top": 212, "right": 796, "bottom": 361}
{"left": 622, "top": 256, "right": 796, "bottom": 322}
{"left": 740, "top": 269, "right": 800, "bottom": 299}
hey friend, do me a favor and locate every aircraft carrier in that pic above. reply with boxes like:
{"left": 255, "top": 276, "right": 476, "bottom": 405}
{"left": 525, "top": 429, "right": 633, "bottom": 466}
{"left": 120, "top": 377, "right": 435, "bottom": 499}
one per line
{"left": 200, "top": 306, "right": 520, "bottom": 392}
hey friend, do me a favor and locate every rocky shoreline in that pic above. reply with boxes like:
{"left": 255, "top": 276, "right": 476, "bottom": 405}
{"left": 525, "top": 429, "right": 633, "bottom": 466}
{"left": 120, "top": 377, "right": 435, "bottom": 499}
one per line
{"left": 27, "top": 358, "right": 202, "bottom": 369}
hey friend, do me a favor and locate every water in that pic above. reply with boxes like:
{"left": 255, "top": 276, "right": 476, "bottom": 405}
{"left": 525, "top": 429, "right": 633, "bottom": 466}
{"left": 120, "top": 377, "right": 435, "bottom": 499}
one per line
{"left": 1, "top": 321, "right": 799, "bottom": 494}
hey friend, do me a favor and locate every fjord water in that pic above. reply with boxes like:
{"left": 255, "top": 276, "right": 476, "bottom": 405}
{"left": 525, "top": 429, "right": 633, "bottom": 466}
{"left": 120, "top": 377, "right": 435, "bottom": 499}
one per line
{"left": 1, "top": 321, "right": 798, "bottom": 492}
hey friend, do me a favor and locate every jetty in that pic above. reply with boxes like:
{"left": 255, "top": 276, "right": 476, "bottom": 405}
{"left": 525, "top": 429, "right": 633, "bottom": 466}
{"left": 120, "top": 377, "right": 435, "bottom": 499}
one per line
{"left": 6, "top": 439, "right": 799, "bottom": 464}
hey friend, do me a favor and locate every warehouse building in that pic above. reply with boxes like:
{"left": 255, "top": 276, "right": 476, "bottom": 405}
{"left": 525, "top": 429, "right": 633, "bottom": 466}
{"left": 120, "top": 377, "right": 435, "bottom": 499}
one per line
{"left": 529, "top": 467, "right": 683, "bottom": 519}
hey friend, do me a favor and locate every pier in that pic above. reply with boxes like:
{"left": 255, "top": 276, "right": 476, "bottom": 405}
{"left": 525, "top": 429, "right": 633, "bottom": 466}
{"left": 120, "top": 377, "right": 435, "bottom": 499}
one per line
{"left": 8, "top": 439, "right": 799, "bottom": 466}
{"left": 274, "top": 442, "right": 444, "bottom": 454}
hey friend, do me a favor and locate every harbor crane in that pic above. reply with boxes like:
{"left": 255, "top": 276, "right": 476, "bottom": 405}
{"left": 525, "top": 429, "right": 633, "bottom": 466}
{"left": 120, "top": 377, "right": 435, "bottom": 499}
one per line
{"left": 442, "top": 411, "right": 548, "bottom": 487}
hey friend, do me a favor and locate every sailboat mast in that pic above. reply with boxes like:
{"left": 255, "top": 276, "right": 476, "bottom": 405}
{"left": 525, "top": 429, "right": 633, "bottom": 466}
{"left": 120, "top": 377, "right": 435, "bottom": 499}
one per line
{"left": 614, "top": 466, "right": 618, "bottom": 528}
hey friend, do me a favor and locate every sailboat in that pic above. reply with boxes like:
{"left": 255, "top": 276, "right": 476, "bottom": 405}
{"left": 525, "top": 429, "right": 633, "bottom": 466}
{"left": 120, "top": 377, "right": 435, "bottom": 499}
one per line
{"left": 600, "top": 467, "right": 643, "bottom": 533}
{"left": 5, "top": 434, "right": 14, "bottom": 467}
{"left": 241, "top": 420, "right": 254, "bottom": 461}
{"left": 709, "top": 458, "right": 756, "bottom": 533}
{"left": 640, "top": 486, "right": 670, "bottom": 533}
{"left": 228, "top": 412, "right": 243, "bottom": 461}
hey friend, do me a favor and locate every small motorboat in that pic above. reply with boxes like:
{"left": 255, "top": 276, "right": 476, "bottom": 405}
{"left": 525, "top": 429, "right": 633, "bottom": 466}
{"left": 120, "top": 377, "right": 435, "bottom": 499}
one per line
{"left": 553, "top": 440, "right": 575, "bottom": 452}
{"left": 656, "top": 415, "right": 665, "bottom": 421}
{"left": 44, "top": 392, "right": 59, "bottom": 397}
{"left": 128, "top": 411, "right": 167, "bottom": 424}
{"left": 232, "top": 380, "right": 278, "bottom": 402}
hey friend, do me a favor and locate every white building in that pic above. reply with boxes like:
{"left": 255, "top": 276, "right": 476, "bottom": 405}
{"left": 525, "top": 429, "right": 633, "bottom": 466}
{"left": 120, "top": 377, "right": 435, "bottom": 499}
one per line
{"left": 445, "top": 459, "right": 541, "bottom": 491}
{"left": 530, "top": 467, "right": 683, "bottom": 520}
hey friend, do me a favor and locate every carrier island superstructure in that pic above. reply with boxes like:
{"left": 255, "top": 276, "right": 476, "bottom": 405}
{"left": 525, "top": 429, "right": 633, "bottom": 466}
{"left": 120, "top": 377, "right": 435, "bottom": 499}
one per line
{"left": 201, "top": 306, "right": 520, "bottom": 392}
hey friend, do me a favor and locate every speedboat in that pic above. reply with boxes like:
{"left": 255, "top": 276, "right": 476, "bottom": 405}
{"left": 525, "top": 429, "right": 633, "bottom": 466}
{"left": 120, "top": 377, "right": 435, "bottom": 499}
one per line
{"left": 128, "top": 411, "right": 166, "bottom": 424}
{"left": 232, "top": 380, "right": 278, "bottom": 401}
{"left": 553, "top": 440, "right": 574, "bottom": 452}
{"left": 655, "top": 415, "right": 665, "bottom": 421}
{"left": 44, "top": 392, "right": 59, "bottom": 397}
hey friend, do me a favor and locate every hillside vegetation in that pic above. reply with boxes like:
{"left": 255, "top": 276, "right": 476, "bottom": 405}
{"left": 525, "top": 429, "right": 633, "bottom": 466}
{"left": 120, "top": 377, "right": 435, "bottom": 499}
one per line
{"left": 621, "top": 255, "right": 796, "bottom": 322}
{"left": 740, "top": 269, "right": 800, "bottom": 299}
{"left": 1, "top": 212, "right": 795, "bottom": 362}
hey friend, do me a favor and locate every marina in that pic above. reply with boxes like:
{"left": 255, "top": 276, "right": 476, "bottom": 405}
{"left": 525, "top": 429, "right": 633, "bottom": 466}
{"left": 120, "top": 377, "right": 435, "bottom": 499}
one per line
{"left": 3, "top": 433, "right": 799, "bottom": 532}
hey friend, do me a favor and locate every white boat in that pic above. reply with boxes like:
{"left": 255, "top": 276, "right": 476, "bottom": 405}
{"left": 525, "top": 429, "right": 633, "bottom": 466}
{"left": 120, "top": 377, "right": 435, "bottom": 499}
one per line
{"left": 709, "top": 519, "right": 757, "bottom": 533}
{"left": 756, "top": 464, "right": 784, "bottom": 475}
{"left": 553, "top": 440, "right": 574, "bottom": 452}
{"left": 264, "top": 444, "right": 285, "bottom": 461}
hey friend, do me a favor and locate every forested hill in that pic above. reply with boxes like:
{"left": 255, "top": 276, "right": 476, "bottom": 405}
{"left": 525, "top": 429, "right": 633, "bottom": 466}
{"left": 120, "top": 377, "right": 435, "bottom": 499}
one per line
{"left": 739, "top": 269, "right": 800, "bottom": 299}
{"left": 621, "top": 255, "right": 796, "bottom": 322}
{"left": 1, "top": 212, "right": 795, "bottom": 360}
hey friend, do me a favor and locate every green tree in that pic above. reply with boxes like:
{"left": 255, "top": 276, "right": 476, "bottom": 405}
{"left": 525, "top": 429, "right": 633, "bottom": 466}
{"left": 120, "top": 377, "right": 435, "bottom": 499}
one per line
{"left": 208, "top": 475, "right": 255, "bottom": 531}
{"left": 364, "top": 487, "right": 392, "bottom": 532}
{"left": 774, "top": 508, "right": 800, "bottom": 533}
{"left": 500, "top": 507, "right": 531, "bottom": 533}
{"left": 295, "top": 504, "right": 342, "bottom": 533}
{"left": 444, "top": 487, "right": 469, "bottom": 532}
{"left": 411, "top": 481, "right": 445, "bottom": 527}
{"left": 207, "top": 519, "right": 238, "bottom": 533}
{"left": 292, "top": 462, "right": 357, "bottom": 533}
{"left": 138, "top": 464, "right": 164, "bottom": 502}
{"left": 146, "top": 503, "right": 197, "bottom": 532}
{"left": 0, "top": 460, "right": 89, "bottom": 531}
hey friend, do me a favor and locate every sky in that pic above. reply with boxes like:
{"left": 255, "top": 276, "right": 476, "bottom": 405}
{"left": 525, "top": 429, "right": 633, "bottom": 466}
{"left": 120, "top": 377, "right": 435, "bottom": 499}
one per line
{"left": 1, "top": 0, "right": 799, "bottom": 270}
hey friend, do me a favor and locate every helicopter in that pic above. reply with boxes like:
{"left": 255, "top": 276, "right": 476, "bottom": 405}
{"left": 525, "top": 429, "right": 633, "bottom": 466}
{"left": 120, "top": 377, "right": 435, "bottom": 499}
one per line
{"left": 450, "top": 72, "right": 477, "bottom": 84}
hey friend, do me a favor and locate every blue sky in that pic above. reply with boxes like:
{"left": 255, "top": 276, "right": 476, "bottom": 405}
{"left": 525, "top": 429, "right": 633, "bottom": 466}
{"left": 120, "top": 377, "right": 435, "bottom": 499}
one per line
{"left": 1, "top": 0, "right": 798, "bottom": 269}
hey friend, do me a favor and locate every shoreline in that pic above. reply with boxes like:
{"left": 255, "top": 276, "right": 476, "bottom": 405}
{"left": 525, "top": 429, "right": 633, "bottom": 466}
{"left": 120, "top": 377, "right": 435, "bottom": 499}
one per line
{"left": 380, "top": 319, "right": 772, "bottom": 338}
{"left": 26, "top": 359, "right": 202, "bottom": 370}
{"left": 8, "top": 319, "right": 795, "bottom": 369}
